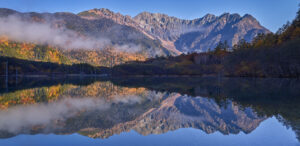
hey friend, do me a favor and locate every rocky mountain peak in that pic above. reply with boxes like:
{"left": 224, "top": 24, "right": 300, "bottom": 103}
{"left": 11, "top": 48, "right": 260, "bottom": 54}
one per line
{"left": 95, "top": 8, "right": 115, "bottom": 16}
{"left": 78, "top": 8, "right": 126, "bottom": 19}
{"left": 241, "top": 14, "right": 260, "bottom": 24}
{"left": 217, "top": 13, "right": 241, "bottom": 24}
{"left": 243, "top": 14, "right": 255, "bottom": 19}
{"left": 78, "top": 8, "right": 138, "bottom": 30}
{"left": 201, "top": 13, "right": 217, "bottom": 22}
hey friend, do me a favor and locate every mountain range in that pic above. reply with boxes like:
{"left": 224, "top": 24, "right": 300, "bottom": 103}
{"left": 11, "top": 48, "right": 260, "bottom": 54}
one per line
{"left": 0, "top": 8, "right": 270, "bottom": 66}
{"left": 79, "top": 8, "right": 270, "bottom": 53}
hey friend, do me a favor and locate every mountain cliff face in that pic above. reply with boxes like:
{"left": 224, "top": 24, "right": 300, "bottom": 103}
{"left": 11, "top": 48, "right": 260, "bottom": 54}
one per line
{"left": 134, "top": 12, "right": 270, "bottom": 52}
{"left": 78, "top": 8, "right": 181, "bottom": 54}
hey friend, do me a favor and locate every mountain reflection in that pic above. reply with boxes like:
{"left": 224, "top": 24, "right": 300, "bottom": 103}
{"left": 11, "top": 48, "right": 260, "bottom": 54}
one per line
{"left": 0, "top": 77, "right": 299, "bottom": 141}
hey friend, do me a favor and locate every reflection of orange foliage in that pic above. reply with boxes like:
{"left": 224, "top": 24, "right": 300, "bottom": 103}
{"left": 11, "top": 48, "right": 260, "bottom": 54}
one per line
{"left": 120, "top": 87, "right": 146, "bottom": 95}
{"left": 47, "top": 85, "right": 62, "bottom": 102}
{"left": 0, "top": 84, "right": 75, "bottom": 109}
{"left": 80, "top": 81, "right": 147, "bottom": 101}
{"left": 0, "top": 81, "right": 148, "bottom": 109}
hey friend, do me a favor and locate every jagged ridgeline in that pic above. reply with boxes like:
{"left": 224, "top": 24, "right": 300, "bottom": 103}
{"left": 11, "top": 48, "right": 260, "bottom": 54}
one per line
{"left": 79, "top": 8, "right": 270, "bottom": 53}
{"left": 0, "top": 8, "right": 269, "bottom": 67}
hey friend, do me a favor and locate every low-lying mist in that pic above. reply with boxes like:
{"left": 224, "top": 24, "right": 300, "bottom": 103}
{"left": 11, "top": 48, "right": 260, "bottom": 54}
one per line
{"left": 0, "top": 15, "right": 110, "bottom": 49}
{"left": 0, "top": 97, "right": 109, "bottom": 133}
{"left": 0, "top": 15, "right": 144, "bottom": 53}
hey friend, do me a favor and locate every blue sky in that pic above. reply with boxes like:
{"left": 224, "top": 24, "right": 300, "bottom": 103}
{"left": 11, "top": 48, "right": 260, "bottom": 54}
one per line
{"left": 0, "top": 0, "right": 298, "bottom": 32}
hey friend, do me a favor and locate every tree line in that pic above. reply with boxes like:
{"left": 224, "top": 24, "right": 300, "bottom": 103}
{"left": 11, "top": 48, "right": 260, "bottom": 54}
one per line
{"left": 0, "top": 56, "right": 110, "bottom": 76}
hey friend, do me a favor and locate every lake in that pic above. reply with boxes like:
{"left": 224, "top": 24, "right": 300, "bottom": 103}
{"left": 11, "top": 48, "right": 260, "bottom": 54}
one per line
{"left": 0, "top": 76, "right": 299, "bottom": 146}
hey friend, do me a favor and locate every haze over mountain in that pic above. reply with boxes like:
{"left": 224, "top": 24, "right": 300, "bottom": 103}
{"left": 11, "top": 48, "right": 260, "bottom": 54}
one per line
{"left": 0, "top": 7, "right": 270, "bottom": 53}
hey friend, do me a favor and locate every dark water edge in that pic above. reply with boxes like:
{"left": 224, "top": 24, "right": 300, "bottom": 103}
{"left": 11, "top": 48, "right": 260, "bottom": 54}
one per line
{"left": 0, "top": 75, "right": 109, "bottom": 93}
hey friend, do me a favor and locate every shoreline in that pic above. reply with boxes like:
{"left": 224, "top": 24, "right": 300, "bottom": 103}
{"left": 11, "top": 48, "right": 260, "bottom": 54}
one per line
{"left": 0, "top": 74, "right": 299, "bottom": 79}
{"left": 0, "top": 74, "right": 109, "bottom": 78}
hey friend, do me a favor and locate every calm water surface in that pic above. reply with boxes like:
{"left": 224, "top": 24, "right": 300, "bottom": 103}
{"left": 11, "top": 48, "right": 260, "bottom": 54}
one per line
{"left": 0, "top": 77, "right": 299, "bottom": 146}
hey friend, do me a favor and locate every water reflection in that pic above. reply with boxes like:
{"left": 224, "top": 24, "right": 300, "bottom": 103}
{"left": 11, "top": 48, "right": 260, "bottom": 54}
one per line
{"left": 0, "top": 77, "right": 299, "bottom": 144}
